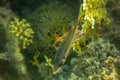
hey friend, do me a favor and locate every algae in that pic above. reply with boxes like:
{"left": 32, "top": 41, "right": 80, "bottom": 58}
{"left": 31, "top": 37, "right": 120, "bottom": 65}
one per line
{"left": 27, "top": 1, "right": 76, "bottom": 58}
{"left": 0, "top": 0, "right": 120, "bottom": 80}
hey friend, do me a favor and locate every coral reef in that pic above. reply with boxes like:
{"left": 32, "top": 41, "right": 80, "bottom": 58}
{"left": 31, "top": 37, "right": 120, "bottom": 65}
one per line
{"left": 0, "top": 7, "right": 30, "bottom": 80}
{"left": 0, "top": 0, "right": 120, "bottom": 80}
{"left": 27, "top": 1, "right": 76, "bottom": 57}
{"left": 27, "top": 0, "right": 116, "bottom": 79}
{"left": 80, "top": 0, "right": 110, "bottom": 30}
{"left": 72, "top": 0, "right": 111, "bottom": 54}
{"left": 9, "top": 17, "right": 34, "bottom": 49}
{"left": 32, "top": 56, "right": 71, "bottom": 80}
{"left": 34, "top": 38, "right": 120, "bottom": 80}
{"left": 70, "top": 38, "right": 120, "bottom": 80}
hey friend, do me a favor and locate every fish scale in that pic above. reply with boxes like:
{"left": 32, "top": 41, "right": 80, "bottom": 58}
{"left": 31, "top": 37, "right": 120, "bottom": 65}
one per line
{"left": 53, "top": 22, "right": 84, "bottom": 74}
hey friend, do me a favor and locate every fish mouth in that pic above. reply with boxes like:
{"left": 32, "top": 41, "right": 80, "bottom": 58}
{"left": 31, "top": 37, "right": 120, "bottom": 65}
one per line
{"left": 53, "top": 65, "right": 61, "bottom": 74}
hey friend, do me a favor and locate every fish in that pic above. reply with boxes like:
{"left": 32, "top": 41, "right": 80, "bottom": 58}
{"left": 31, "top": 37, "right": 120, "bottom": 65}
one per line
{"left": 53, "top": 22, "right": 84, "bottom": 74}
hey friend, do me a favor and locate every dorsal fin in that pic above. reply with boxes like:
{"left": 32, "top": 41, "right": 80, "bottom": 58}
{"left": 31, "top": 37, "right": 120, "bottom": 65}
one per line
{"left": 54, "top": 33, "right": 63, "bottom": 42}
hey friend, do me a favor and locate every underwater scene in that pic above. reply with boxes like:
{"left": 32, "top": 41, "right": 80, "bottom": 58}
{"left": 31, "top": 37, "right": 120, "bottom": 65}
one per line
{"left": 0, "top": 0, "right": 120, "bottom": 80}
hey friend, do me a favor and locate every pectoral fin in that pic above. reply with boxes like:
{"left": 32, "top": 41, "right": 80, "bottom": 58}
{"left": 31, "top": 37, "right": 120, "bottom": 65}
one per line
{"left": 54, "top": 33, "right": 63, "bottom": 42}
{"left": 53, "top": 32, "right": 69, "bottom": 50}
{"left": 53, "top": 33, "right": 62, "bottom": 50}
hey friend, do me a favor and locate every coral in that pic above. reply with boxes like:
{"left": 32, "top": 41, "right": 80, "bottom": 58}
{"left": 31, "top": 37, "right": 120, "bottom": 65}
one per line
{"left": 70, "top": 38, "right": 120, "bottom": 80}
{"left": 30, "top": 51, "right": 72, "bottom": 80}
{"left": 80, "top": 0, "right": 110, "bottom": 29}
{"left": 9, "top": 17, "right": 34, "bottom": 49}
{"left": 73, "top": 0, "right": 111, "bottom": 54}
{"left": 44, "top": 55, "right": 53, "bottom": 68}
{"left": 0, "top": 7, "right": 14, "bottom": 52}
{"left": 37, "top": 62, "right": 55, "bottom": 80}
{"left": 34, "top": 38, "right": 120, "bottom": 80}
{"left": 0, "top": 7, "right": 30, "bottom": 80}
{"left": 30, "top": 52, "right": 40, "bottom": 66}
{"left": 27, "top": 1, "right": 76, "bottom": 57}
{"left": 33, "top": 59, "right": 71, "bottom": 80}
{"left": 0, "top": 52, "right": 10, "bottom": 60}
{"left": 30, "top": 54, "right": 54, "bottom": 80}
{"left": 72, "top": 41, "right": 82, "bottom": 54}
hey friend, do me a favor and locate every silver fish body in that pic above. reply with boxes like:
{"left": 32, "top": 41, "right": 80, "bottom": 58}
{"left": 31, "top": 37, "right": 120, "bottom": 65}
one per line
{"left": 53, "top": 23, "right": 84, "bottom": 74}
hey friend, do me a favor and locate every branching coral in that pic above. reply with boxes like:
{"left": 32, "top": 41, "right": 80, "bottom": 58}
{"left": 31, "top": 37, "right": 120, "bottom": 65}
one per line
{"left": 44, "top": 55, "right": 53, "bottom": 68}
{"left": 9, "top": 17, "right": 34, "bottom": 49}
{"left": 80, "top": 0, "right": 110, "bottom": 30}
{"left": 0, "top": 7, "right": 30, "bottom": 80}
{"left": 73, "top": 0, "right": 111, "bottom": 54}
